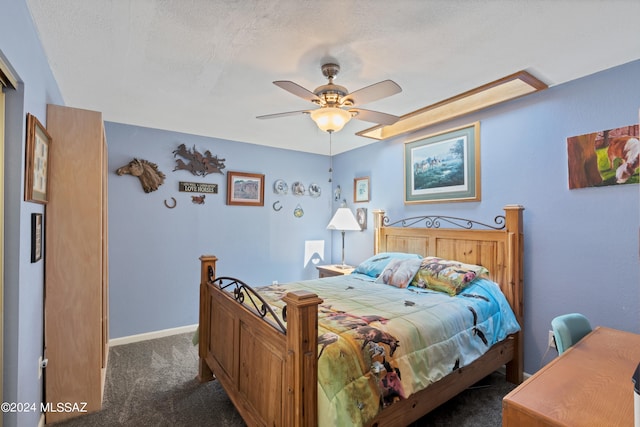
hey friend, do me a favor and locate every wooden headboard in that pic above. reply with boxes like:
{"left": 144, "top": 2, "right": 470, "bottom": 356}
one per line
{"left": 372, "top": 204, "right": 524, "bottom": 381}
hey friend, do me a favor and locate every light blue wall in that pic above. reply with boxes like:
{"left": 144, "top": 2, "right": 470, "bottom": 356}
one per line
{"left": 331, "top": 60, "right": 640, "bottom": 374}
{"left": 1, "top": 1, "right": 65, "bottom": 427}
{"left": 106, "top": 123, "right": 334, "bottom": 337}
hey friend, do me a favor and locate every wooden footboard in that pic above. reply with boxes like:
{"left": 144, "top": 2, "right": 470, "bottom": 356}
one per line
{"left": 198, "top": 256, "right": 322, "bottom": 426}
{"left": 198, "top": 205, "right": 524, "bottom": 426}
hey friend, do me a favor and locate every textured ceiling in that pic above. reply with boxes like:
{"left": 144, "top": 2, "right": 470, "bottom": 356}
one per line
{"left": 26, "top": 0, "right": 640, "bottom": 155}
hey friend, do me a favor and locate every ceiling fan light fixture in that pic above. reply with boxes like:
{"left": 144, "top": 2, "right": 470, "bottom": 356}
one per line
{"left": 259, "top": 63, "right": 401, "bottom": 132}
{"left": 310, "top": 107, "right": 352, "bottom": 133}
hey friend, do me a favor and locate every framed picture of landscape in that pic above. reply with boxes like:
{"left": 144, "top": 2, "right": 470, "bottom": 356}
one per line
{"left": 404, "top": 122, "right": 480, "bottom": 204}
{"left": 226, "top": 171, "right": 265, "bottom": 206}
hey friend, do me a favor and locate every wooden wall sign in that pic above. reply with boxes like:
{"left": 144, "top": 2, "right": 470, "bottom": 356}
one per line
{"left": 179, "top": 181, "right": 218, "bottom": 194}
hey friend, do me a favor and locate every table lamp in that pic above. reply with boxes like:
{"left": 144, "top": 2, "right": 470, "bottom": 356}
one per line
{"left": 326, "top": 207, "right": 361, "bottom": 268}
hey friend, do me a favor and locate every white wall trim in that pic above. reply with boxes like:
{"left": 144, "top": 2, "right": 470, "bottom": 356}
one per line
{"left": 109, "top": 324, "right": 198, "bottom": 347}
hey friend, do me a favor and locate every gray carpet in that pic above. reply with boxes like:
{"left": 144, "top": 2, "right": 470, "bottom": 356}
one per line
{"left": 51, "top": 332, "right": 514, "bottom": 426}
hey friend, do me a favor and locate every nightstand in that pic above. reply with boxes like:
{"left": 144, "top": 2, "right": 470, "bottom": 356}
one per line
{"left": 316, "top": 264, "right": 355, "bottom": 278}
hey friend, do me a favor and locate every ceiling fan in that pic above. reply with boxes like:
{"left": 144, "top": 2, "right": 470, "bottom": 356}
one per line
{"left": 257, "top": 63, "right": 402, "bottom": 133}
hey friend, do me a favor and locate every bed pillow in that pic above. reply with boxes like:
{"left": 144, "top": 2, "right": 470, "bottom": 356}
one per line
{"left": 412, "top": 256, "right": 489, "bottom": 296}
{"left": 353, "top": 252, "right": 422, "bottom": 278}
{"left": 375, "top": 258, "right": 423, "bottom": 288}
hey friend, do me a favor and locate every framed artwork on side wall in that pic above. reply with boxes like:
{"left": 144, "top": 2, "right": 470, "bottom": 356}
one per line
{"left": 25, "top": 113, "right": 52, "bottom": 204}
{"left": 566, "top": 123, "right": 639, "bottom": 188}
{"left": 404, "top": 122, "right": 480, "bottom": 204}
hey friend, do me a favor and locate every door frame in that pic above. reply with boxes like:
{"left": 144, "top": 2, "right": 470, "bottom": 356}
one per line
{"left": 0, "top": 54, "right": 18, "bottom": 427}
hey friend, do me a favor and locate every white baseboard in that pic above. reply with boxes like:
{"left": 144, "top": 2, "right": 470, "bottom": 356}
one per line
{"left": 109, "top": 324, "right": 198, "bottom": 347}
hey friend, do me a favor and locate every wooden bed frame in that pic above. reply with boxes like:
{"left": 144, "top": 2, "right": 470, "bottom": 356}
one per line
{"left": 198, "top": 204, "right": 524, "bottom": 427}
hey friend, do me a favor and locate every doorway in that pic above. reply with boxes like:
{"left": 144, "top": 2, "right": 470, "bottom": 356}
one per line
{"left": 0, "top": 55, "right": 18, "bottom": 427}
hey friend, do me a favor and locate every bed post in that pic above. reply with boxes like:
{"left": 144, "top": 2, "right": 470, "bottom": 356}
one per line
{"left": 198, "top": 255, "right": 217, "bottom": 382}
{"left": 372, "top": 209, "right": 386, "bottom": 254}
{"left": 282, "top": 290, "right": 323, "bottom": 427}
{"left": 503, "top": 205, "right": 524, "bottom": 384}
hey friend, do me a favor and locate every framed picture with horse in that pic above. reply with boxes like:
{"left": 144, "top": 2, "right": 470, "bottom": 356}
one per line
{"left": 404, "top": 122, "right": 480, "bottom": 204}
{"left": 226, "top": 171, "right": 265, "bottom": 206}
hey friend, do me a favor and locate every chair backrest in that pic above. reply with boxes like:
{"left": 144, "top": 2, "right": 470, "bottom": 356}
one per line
{"left": 551, "top": 313, "right": 592, "bottom": 354}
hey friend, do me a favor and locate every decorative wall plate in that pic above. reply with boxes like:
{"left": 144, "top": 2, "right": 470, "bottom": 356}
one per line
{"left": 294, "top": 204, "right": 304, "bottom": 217}
{"left": 357, "top": 207, "right": 367, "bottom": 230}
{"left": 291, "top": 182, "right": 305, "bottom": 196}
{"left": 273, "top": 179, "right": 288, "bottom": 195}
{"left": 308, "top": 183, "right": 321, "bottom": 198}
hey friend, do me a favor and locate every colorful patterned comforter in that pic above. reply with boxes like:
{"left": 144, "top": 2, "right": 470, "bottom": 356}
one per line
{"left": 257, "top": 274, "right": 520, "bottom": 426}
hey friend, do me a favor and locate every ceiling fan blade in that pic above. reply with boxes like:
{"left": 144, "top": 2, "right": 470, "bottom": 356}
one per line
{"left": 273, "top": 81, "right": 322, "bottom": 103}
{"left": 256, "top": 109, "right": 311, "bottom": 120}
{"left": 350, "top": 108, "right": 400, "bottom": 125}
{"left": 343, "top": 80, "right": 402, "bottom": 106}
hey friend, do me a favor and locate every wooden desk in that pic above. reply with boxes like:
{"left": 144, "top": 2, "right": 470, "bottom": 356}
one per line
{"left": 503, "top": 327, "right": 640, "bottom": 426}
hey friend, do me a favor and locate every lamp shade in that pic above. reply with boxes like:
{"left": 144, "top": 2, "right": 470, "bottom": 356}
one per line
{"left": 327, "top": 207, "right": 360, "bottom": 231}
{"left": 310, "top": 107, "right": 352, "bottom": 133}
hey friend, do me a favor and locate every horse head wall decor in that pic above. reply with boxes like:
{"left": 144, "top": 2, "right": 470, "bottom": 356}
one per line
{"left": 116, "top": 158, "right": 166, "bottom": 193}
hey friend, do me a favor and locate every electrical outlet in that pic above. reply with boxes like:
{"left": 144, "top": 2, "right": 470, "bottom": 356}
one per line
{"left": 548, "top": 330, "right": 556, "bottom": 349}
{"left": 38, "top": 356, "right": 48, "bottom": 379}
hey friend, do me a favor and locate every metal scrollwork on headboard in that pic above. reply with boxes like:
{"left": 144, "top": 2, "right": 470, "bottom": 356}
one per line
{"left": 383, "top": 214, "right": 506, "bottom": 230}
{"left": 210, "top": 276, "right": 287, "bottom": 334}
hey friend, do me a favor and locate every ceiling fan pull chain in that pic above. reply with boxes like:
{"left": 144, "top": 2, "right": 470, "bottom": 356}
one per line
{"left": 328, "top": 131, "right": 333, "bottom": 183}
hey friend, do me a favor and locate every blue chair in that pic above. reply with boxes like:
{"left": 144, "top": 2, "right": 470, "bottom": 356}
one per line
{"left": 551, "top": 313, "right": 592, "bottom": 354}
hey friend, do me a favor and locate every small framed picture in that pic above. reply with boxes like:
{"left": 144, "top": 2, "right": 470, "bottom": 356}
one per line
{"left": 25, "top": 113, "right": 52, "bottom": 204}
{"left": 226, "top": 171, "right": 265, "bottom": 206}
{"left": 354, "top": 176, "right": 370, "bottom": 203}
{"left": 31, "top": 213, "right": 43, "bottom": 263}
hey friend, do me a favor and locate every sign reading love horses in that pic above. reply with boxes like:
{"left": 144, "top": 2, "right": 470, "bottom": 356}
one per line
{"left": 179, "top": 181, "right": 218, "bottom": 194}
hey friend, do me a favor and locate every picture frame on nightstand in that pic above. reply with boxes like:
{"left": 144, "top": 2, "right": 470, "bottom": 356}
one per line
{"left": 316, "top": 264, "right": 355, "bottom": 278}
